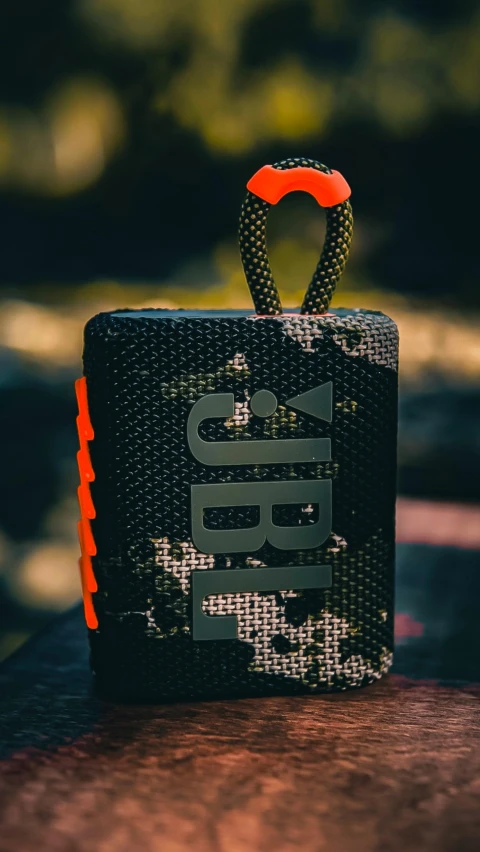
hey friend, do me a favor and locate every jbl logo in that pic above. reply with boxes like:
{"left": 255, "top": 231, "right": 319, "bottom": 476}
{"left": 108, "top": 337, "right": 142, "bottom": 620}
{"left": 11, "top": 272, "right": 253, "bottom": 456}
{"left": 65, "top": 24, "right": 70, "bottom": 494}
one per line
{"left": 187, "top": 382, "right": 334, "bottom": 639}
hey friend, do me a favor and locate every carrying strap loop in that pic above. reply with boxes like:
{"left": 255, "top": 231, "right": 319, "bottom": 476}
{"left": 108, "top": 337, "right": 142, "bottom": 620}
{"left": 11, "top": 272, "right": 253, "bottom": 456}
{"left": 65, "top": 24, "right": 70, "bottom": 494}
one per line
{"left": 239, "top": 157, "right": 353, "bottom": 315}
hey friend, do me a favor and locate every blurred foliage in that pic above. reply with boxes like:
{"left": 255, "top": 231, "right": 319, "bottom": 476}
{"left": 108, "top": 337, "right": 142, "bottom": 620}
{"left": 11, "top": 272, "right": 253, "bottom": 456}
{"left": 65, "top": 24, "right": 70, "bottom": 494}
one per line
{"left": 0, "top": 0, "right": 479, "bottom": 300}
{"left": 79, "top": 0, "right": 480, "bottom": 145}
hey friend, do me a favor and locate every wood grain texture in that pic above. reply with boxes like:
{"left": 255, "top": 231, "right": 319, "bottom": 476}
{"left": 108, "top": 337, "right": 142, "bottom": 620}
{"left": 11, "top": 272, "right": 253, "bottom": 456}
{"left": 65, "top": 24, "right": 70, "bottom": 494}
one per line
{"left": 0, "top": 542, "right": 479, "bottom": 852}
{"left": 0, "top": 678, "right": 479, "bottom": 852}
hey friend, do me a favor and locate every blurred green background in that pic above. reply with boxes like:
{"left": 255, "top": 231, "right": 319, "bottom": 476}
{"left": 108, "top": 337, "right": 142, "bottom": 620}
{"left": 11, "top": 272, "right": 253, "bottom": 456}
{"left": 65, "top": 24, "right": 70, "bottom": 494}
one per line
{"left": 0, "top": 0, "right": 479, "bottom": 660}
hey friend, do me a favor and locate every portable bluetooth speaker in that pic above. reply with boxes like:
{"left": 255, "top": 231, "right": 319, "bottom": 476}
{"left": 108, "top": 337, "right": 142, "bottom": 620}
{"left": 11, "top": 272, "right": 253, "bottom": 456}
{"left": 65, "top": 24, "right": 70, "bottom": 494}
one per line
{"left": 76, "top": 157, "right": 398, "bottom": 702}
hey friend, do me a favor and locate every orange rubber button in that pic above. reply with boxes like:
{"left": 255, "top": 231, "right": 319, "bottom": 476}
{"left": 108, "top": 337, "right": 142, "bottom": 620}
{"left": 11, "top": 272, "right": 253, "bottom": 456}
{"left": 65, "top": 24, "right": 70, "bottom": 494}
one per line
{"left": 77, "top": 446, "right": 95, "bottom": 483}
{"left": 78, "top": 517, "right": 97, "bottom": 557}
{"left": 79, "top": 559, "right": 99, "bottom": 628}
{"left": 247, "top": 165, "right": 351, "bottom": 208}
{"left": 78, "top": 548, "right": 98, "bottom": 593}
{"left": 81, "top": 553, "right": 98, "bottom": 594}
{"left": 78, "top": 483, "right": 96, "bottom": 519}
{"left": 76, "top": 414, "right": 94, "bottom": 443}
{"left": 77, "top": 521, "right": 97, "bottom": 591}
{"left": 75, "top": 378, "right": 94, "bottom": 440}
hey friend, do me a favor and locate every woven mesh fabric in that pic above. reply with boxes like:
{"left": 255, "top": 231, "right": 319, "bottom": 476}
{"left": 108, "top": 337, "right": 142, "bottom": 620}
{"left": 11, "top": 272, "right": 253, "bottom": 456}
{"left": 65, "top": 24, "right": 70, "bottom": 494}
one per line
{"left": 83, "top": 308, "right": 398, "bottom": 702}
{"left": 239, "top": 157, "right": 354, "bottom": 315}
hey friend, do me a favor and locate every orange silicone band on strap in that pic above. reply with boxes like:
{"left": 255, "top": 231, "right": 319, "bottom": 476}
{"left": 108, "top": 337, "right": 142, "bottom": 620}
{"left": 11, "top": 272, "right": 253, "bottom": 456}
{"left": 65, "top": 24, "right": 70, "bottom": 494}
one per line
{"left": 75, "top": 377, "right": 99, "bottom": 629}
{"left": 247, "top": 164, "right": 351, "bottom": 208}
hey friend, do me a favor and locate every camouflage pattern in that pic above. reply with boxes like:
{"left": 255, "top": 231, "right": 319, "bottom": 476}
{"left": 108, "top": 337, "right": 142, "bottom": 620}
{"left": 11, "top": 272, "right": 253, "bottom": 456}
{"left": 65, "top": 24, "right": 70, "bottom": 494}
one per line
{"left": 83, "top": 307, "right": 398, "bottom": 701}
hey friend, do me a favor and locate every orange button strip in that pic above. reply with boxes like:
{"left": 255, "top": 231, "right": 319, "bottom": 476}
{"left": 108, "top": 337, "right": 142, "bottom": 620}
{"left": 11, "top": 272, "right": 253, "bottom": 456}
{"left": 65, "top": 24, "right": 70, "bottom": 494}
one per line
{"left": 75, "top": 377, "right": 98, "bottom": 629}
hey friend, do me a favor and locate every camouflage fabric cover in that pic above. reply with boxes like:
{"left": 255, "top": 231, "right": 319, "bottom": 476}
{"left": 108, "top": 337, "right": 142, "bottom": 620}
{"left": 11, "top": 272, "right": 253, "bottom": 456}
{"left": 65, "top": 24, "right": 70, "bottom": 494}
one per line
{"left": 83, "top": 307, "right": 398, "bottom": 701}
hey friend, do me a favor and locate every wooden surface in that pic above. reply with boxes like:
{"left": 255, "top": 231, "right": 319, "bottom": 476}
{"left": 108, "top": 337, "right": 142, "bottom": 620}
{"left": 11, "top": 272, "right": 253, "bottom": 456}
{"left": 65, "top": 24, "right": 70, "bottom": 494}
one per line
{"left": 0, "top": 542, "right": 479, "bottom": 852}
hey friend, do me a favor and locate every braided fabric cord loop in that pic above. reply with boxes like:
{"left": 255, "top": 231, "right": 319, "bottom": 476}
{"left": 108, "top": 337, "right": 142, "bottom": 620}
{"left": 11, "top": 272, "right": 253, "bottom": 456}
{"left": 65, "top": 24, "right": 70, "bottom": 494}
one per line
{"left": 239, "top": 157, "right": 353, "bottom": 316}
